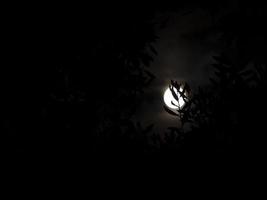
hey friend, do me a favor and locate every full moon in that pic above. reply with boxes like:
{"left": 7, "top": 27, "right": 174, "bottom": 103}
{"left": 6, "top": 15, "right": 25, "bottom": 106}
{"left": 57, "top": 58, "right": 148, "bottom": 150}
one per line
{"left": 163, "top": 87, "right": 185, "bottom": 109}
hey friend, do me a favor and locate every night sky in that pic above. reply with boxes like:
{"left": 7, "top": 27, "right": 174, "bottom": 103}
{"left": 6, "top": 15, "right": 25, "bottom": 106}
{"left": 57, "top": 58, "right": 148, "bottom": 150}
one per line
{"left": 134, "top": 8, "right": 218, "bottom": 132}
{"left": 3, "top": 1, "right": 267, "bottom": 163}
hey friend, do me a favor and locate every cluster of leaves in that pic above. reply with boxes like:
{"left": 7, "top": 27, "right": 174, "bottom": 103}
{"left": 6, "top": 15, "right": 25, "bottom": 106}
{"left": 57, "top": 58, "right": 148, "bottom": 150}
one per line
{"left": 4, "top": 2, "right": 267, "bottom": 157}
{"left": 3, "top": 8, "right": 159, "bottom": 156}
{"left": 163, "top": 81, "right": 192, "bottom": 126}
{"left": 161, "top": 2, "right": 267, "bottom": 156}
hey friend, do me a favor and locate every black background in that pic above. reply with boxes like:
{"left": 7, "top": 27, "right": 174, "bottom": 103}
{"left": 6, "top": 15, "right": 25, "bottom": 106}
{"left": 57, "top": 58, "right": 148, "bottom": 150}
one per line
{"left": 2, "top": 1, "right": 267, "bottom": 168}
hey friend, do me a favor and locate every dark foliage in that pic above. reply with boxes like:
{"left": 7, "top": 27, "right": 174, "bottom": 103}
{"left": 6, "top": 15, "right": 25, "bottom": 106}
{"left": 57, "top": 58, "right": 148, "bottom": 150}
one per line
{"left": 3, "top": 6, "right": 158, "bottom": 158}
{"left": 3, "top": 2, "right": 267, "bottom": 162}
{"left": 162, "top": 2, "right": 267, "bottom": 159}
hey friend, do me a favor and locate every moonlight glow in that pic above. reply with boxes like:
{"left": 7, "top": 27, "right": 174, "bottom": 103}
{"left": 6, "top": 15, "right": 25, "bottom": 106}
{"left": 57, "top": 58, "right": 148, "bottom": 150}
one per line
{"left": 163, "top": 87, "right": 185, "bottom": 109}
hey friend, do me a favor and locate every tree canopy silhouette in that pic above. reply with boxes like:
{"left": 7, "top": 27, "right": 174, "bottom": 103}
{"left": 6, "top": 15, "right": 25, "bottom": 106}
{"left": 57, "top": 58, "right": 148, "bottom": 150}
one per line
{"left": 161, "top": 2, "right": 267, "bottom": 159}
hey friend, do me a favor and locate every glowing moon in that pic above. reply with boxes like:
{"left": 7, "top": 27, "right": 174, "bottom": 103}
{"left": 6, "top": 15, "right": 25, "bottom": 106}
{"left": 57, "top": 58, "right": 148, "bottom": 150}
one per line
{"left": 163, "top": 87, "right": 185, "bottom": 109}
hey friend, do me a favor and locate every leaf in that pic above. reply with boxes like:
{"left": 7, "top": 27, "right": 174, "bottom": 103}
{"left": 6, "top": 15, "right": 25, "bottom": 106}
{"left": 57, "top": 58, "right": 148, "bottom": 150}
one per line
{"left": 143, "top": 124, "right": 154, "bottom": 134}
{"left": 215, "top": 71, "right": 223, "bottom": 77}
{"left": 183, "top": 82, "right": 191, "bottom": 93}
{"left": 164, "top": 105, "right": 179, "bottom": 116}
{"left": 136, "top": 122, "right": 142, "bottom": 131}
{"left": 210, "top": 78, "right": 218, "bottom": 85}
{"left": 167, "top": 127, "right": 180, "bottom": 133}
{"left": 181, "top": 100, "right": 191, "bottom": 111}
{"left": 171, "top": 101, "right": 178, "bottom": 107}
{"left": 169, "top": 85, "right": 179, "bottom": 101}
{"left": 149, "top": 45, "right": 157, "bottom": 55}
{"left": 240, "top": 69, "right": 253, "bottom": 76}
{"left": 140, "top": 53, "right": 153, "bottom": 67}
{"left": 171, "top": 80, "right": 180, "bottom": 89}
{"left": 144, "top": 69, "right": 155, "bottom": 79}
{"left": 178, "top": 89, "right": 187, "bottom": 101}
{"left": 159, "top": 16, "right": 170, "bottom": 29}
{"left": 212, "top": 55, "right": 231, "bottom": 65}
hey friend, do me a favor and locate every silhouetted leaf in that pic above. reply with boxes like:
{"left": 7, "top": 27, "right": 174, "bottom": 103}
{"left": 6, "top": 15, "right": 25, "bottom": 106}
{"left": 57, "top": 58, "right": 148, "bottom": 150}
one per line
{"left": 183, "top": 82, "right": 191, "bottom": 93}
{"left": 143, "top": 124, "right": 154, "bottom": 134}
{"left": 171, "top": 100, "right": 178, "bottom": 107}
{"left": 169, "top": 85, "right": 179, "bottom": 101}
{"left": 144, "top": 69, "right": 155, "bottom": 79}
{"left": 149, "top": 45, "right": 158, "bottom": 55}
{"left": 210, "top": 78, "right": 218, "bottom": 85}
{"left": 164, "top": 105, "right": 179, "bottom": 116}
{"left": 178, "top": 89, "right": 188, "bottom": 101}
{"left": 212, "top": 55, "right": 231, "bottom": 65}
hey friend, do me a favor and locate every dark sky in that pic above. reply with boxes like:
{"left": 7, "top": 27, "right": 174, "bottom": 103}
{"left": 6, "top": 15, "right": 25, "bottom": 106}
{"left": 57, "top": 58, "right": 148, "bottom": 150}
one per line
{"left": 4, "top": 1, "right": 267, "bottom": 160}
{"left": 133, "top": 8, "right": 220, "bottom": 133}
